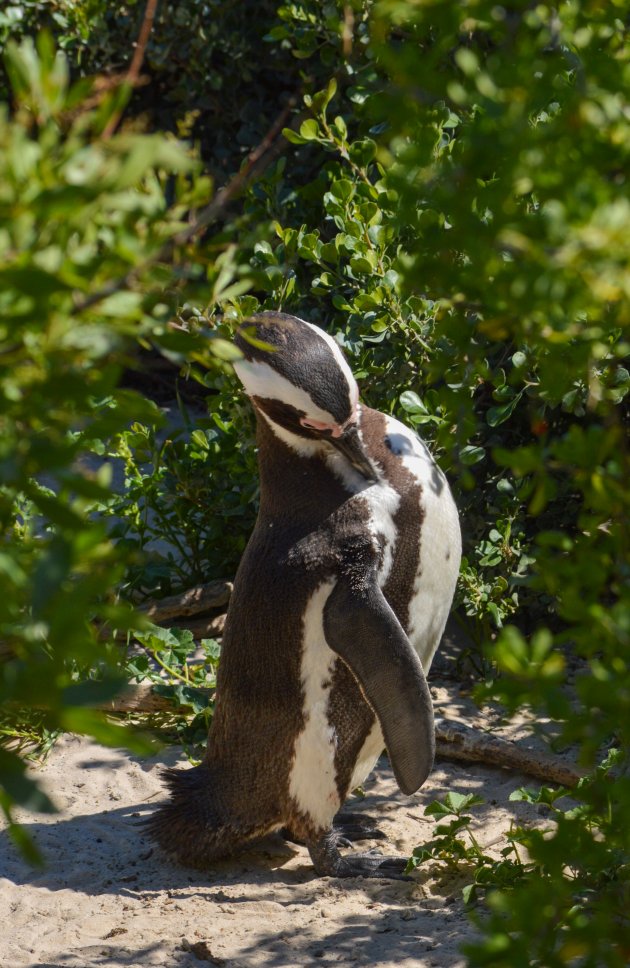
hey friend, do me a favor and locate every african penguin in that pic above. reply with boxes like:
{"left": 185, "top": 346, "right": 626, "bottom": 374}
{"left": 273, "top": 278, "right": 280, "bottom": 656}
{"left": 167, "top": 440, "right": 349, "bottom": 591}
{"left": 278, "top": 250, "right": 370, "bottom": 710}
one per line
{"left": 148, "top": 311, "right": 461, "bottom": 878}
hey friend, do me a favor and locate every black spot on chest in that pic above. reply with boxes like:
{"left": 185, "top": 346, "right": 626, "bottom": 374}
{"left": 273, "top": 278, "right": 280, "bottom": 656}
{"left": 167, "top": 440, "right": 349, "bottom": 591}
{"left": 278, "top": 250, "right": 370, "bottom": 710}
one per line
{"left": 385, "top": 432, "right": 414, "bottom": 457}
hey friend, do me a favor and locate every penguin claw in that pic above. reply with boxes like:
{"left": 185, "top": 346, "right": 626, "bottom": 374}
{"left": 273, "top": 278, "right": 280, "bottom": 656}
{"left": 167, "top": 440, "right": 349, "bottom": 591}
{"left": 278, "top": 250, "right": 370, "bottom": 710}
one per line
{"left": 346, "top": 855, "right": 413, "bottom": 881}
{"left": 331, "top": 822, "right": 387, "bottom": 846}
{"left": 319, "top": 852, "right": 412, "bottom": 881}
{"left": 333, "top": 810, "right": 387, "bottom": 841}
{"left": 308, "top": 832, "right": 412, "bottom": 880}
{"left": 281, "top": 812, "right": 387, "bottom": 849}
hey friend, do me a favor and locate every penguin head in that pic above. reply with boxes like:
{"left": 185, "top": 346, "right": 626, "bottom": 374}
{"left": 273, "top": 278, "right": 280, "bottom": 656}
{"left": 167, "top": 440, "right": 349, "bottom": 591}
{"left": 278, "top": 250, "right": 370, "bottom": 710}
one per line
{"left": 233, "top": 312, "right": 379, "bottom": 482}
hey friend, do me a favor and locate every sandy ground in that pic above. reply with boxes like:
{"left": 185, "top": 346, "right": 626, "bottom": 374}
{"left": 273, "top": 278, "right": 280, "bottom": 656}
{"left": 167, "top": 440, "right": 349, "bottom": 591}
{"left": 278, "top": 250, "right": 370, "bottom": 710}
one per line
{"left": 0, "top": 676, "right": 547, "bottom": 968}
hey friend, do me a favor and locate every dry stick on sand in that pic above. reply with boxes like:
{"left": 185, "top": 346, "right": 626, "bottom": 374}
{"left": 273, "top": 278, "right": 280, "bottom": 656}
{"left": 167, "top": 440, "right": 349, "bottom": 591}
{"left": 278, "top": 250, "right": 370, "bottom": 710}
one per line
{"left": 433, "top": 717, "right": 584, "bottom": 787}
{"left": 104, "top": 683, "right": 583, "bottom": 786}
{"left": 125, "top": 582, "right": 585, "bottom": 787}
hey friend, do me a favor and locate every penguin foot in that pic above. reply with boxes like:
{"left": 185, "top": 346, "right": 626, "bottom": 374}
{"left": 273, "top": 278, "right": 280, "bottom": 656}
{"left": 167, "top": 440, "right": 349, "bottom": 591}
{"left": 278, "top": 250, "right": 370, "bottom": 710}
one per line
{"left": 281, "top": 812, "right": 386, "bottom": 849}
{"left": 330, "top": 810, "right": 388, "bottom": 847}
{"left": 308, "top": 832, "right": 411, "bottom": 880}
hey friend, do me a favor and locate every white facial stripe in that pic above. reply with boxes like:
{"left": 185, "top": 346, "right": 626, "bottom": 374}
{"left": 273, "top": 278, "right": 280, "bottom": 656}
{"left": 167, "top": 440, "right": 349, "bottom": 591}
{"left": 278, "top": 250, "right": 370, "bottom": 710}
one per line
{"left": 300, "top": 318, "right": 359, "bottom": 411}
{"left": 233, "top": 358, "right": 336, "bottom": 425}
{"left": 259, "top": 409, "right": 326, "bottom": 457}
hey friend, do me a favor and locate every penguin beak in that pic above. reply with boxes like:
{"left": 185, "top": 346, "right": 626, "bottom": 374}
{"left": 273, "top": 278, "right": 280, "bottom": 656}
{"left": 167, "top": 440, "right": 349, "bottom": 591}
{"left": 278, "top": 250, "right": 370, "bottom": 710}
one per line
{"left": 330, "top": 424, "right": 380, "bottom": 483}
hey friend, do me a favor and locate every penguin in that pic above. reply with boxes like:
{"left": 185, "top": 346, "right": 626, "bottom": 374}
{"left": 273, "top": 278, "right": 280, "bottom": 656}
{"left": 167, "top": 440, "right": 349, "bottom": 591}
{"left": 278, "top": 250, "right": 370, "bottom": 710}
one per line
{"left": 148, "top": 311, "right": 461, "bottom": 878}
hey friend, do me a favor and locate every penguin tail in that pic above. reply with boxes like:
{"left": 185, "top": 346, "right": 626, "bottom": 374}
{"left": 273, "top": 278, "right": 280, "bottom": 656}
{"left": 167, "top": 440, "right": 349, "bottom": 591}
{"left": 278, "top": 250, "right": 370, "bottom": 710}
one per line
{"left": 144, "top": 763, "right": 240, "bottom": 868}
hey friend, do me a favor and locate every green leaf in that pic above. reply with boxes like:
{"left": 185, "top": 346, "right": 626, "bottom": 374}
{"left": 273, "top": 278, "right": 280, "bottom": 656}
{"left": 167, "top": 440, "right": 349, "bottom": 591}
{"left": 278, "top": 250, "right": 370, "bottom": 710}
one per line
{"left": 330, "top": 179, "right": 354, "bottom": 201}
{"left": 209, "top": 338, "right": 242, "bottom": 362}
{"left": 152, "top": 683, "right": 212, "bottom": 714}
{"left": 201, "top": 638, "right": 222, "bottom": 662}
{"left": 350, "top": 253, "right": 377, "bottom": 274}
{"left": 191, "top": 429, "right": 210, "bottom": 451}
{"left": 424, "top": 799, "right": 453, "bottom": 819}
{"left": 0, "top": 749, "right": 57, "bottom": 814}
{"left": 0, "top": 266, "right": 71, "bottom": 298}
{"left": 62, "top": 677, "right": 128, "bottom": 707}
{"left": 299, "top": 119, "right": 320, "bottom": 141}
{"left": 59, "top": 708, "right": 158, "bottom": 755}
{"left": 460, "top": 445, "right": 485, "bottom": 465}
{"left": 349, "top": 138, "right": 377, "bottom": 167}
{"left": 282, "top": 127, "right": 307, "bottom": 145}
{"left": 462, "top": 884, "right": 477, "bottom": 905}
{"left": 310, "top": 77, "right": 337, "bottom": 115}
{"left": 332, "top": 116, "right": 347, "bottom": 140}
{"left": 400, "top": 390, "right": 428, "bottom": 415}
{"left": 426, "top": 791, "right": 485, "bottom": 818}
{"left": 454, "top": 47, "right": 479, "bottom": 76}
{"left": 31, "top": 538, "right": 72, "bottom": 617}
{"left": 487, "top": 391, "right": 523, "bottom": 427}
{"left": 297, "top": 232, "right": 321, "bottom": 260}
{"left": 509, "top": 787, "right": 538, "bottom": 804}
{"left": 6, "top": 821, "right": 45, "bottom": 867}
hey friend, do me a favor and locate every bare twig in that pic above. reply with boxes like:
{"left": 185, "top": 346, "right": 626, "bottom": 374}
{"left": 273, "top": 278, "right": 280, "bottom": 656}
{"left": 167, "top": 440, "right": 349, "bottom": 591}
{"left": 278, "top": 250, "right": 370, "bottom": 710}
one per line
{"left": 102, "top": 0, "right": 158, "bottom": 139}
{"left": 172, "top": 97, "right": 298, "bottom": 250}
{"left": 72, "top": 95, "right": 299, "bottom": 316}
{"left": 126, "top": 0, "right": 159, "bottom": 88}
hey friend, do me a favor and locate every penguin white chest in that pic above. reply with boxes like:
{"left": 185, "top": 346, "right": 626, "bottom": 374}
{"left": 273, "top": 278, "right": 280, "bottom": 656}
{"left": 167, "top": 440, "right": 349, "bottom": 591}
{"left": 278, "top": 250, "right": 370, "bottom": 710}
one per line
{"left": 325, "top": 446, "right": 402, "bottom": 582}
{"left": 288, "top": 580, "right": 341, "bottom": 829}
{"left": 383, "top": 414, "right": 461, "bottom": 671}
{"left": 287, "top": 487, "right": 399, "bottom": 829}
{"left": 363, "top": 481, "right": 402, "bottom": 584}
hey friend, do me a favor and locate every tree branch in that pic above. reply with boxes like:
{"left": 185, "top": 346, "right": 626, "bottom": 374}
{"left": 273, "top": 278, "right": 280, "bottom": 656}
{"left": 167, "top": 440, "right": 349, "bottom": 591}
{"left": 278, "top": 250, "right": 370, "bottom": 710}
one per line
{"left": 434, "top": 716, "right": 585, "bottom": 787}
{"left": 138, "top": 580, "right": 232, "bottom": 623}
{"left": 72, "top": 96, "right": 299, "bottom": 316}
{"left": 102, "top": 0, "right": 158, "bottom": 139}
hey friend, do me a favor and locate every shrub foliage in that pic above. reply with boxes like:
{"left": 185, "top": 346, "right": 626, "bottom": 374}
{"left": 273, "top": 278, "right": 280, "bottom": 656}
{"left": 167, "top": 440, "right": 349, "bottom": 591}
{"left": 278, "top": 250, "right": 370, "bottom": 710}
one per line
{"left": 1, "top": 2, "right": 629, "bottom": 964}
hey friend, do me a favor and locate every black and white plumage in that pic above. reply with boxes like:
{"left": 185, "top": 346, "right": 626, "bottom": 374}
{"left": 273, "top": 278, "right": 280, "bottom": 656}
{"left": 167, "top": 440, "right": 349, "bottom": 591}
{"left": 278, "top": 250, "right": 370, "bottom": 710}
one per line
{"left": 148, "top": 311, "right": 461, "bottom": 878}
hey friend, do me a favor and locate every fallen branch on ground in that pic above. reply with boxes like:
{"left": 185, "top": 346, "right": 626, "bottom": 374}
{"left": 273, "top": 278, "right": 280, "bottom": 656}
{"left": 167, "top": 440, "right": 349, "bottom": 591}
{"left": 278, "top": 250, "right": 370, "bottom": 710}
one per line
{"left": 93, "top": 581, "right": 230, "bottom": 645}
{"left": 434, "top": 716, "right": 584, "bottom": 787}
{"left": 138, "top": 581, "right": 232, "bottom": 623}
{"left": 100, "top": 682, "right": 584, "bottom": 786}
{"left": 167, "top": 613, "right": 226, "bottom": 638}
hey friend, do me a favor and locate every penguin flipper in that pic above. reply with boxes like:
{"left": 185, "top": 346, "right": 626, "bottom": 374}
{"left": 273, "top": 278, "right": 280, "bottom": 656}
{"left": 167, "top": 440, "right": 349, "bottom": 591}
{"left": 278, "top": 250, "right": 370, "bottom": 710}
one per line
{"left": 322, "top": 578, "right": 435, "bottom": 796}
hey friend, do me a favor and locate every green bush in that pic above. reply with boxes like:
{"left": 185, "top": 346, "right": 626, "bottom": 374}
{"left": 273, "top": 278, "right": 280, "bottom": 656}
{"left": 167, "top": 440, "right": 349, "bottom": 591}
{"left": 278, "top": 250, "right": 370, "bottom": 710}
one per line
{"left": 1, "top": 3, "right": 629, "bottom": 964}
{"left": 0, "top": 0, "right": 300, "bottom": 172}
{"left": 371, "top": 3, "right": 629, "bottom": 963}
{"left": 0, "top": 33, "right": 247, "bottom": 857}
{"left": 242, "top": 1, "right": 630, "bottom": 962}
{"left": 102, "top": 401, "right": 258, "bottom": 597}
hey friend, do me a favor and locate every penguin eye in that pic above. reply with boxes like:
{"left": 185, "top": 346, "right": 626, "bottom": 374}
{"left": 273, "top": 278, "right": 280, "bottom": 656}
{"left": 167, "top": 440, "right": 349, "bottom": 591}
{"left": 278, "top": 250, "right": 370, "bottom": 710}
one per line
{"left": 299, "top": 417, "right": 341, "bottom": 438}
